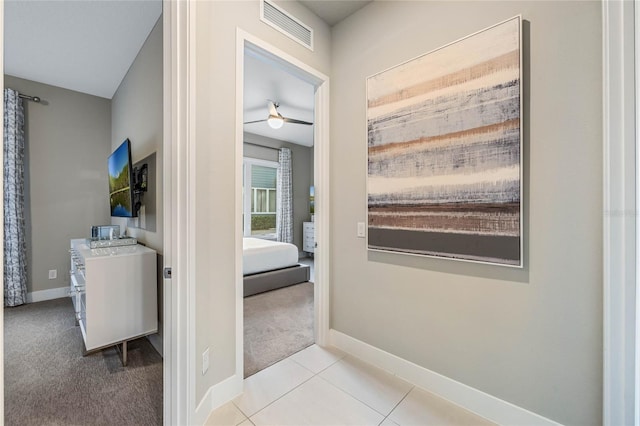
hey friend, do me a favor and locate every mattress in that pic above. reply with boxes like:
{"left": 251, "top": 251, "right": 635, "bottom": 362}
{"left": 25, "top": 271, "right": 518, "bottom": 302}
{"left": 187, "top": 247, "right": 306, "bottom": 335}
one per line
{"left": 243, "top": 237, "right": 299, "bottom": 275}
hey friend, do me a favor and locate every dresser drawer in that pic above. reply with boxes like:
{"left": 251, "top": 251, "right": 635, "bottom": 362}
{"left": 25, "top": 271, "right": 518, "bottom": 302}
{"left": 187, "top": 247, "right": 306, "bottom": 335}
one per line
{"left": 303, "top": 221, "right": 315, "bottom": 253}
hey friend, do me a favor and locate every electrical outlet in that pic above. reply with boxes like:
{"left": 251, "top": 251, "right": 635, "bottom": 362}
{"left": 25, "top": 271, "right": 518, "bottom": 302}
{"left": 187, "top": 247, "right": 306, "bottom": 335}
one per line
{"left": 48, "top": 269, "right": 57, "bottom": 279}
{"left": 202, "top": 348, "right": 209, "bottom": 375}
{"left": 357, "top": 222, "right": 366, "bottom": 238}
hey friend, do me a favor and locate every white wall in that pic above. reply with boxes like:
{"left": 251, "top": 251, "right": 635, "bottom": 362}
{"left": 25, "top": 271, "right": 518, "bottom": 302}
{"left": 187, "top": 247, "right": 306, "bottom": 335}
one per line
{"left": 244, "top": 132, "right": 313, "bottom": 253}
{"left": 330, "top": 2, "right": 602, "bottom": 424}
{"left": 194, "top": 0, "right": 330, "bottom": 404}
{"left": 4, "top": 75, "right": 111, "bottom": 294}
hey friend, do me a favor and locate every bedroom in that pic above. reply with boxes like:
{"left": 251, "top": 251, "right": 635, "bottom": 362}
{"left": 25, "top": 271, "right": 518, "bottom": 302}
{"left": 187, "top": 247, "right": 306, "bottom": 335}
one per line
{"left": 242, "top": 46, "right": 317, "bottom": 377}
{"left": 3, "top": 1, "right": 165, "bottom": 424}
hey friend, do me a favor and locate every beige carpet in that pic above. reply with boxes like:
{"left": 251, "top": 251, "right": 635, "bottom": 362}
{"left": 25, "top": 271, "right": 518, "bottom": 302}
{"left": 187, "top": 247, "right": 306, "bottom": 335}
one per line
{"left": 4, "top": 298, "right": 162, "bottom": 425}
{"left": 244, "top": 282, "right": 314, "bottom": 378}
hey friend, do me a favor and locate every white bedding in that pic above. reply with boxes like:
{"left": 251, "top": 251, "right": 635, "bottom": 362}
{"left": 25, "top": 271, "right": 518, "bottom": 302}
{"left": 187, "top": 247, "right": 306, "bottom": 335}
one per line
{"left": 243, "top": 237, "right": 299, "bottom": 275}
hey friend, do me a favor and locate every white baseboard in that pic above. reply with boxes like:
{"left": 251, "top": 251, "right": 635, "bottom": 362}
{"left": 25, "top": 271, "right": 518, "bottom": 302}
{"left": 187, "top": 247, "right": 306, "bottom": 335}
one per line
{"left": 329, "top": 329, "right": 560, "bottom": 426}
{"left": 194, "top": 374, "right": 243, "bottom": 425}
{"left": 26, "top": 286, "right": 69, "bottom": 303}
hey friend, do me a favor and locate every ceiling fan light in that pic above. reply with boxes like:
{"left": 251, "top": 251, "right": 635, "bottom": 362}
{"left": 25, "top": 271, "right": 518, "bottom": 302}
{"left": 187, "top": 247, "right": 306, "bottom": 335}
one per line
{"left": 267, "top": 115, "right": 284, "bottom": 129}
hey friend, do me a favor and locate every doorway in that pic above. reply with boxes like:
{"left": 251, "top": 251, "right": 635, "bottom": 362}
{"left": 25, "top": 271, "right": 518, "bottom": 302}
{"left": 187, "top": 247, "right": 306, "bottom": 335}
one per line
{"left": 242, "top": 52, "right": 316, "bottom": 378}
{"left": 235, "top": 32, "right": 330, "bottom": 383}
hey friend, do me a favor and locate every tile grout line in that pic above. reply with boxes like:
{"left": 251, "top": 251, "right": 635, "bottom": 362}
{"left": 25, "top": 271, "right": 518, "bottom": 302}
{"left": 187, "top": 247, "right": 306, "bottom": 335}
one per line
{"left": 247, "top": 373, "right": 317, "bottom": 420}
{"left": 378, "top": 385, "right": 415, "bottom": 426}
{"left": 230, "top": 401, "right": 251, "bottom": 426}
{"left": 316, "top": 367, "right": 415, "bottom": 422}
{"left": 236, "top": 417, "right": 255, "bottom": 426}
{"left": 232, "top": 399, "right": 251, "bottom": 419}
{"left": 238, "top": 365, "right": 319, "bottom": 421}
{"left": 315, "top": 373, "right": 389, "bottom": 419}
{"left": 231, "top": 355, "right": 319, "bottom": 419}
{"left": 289, "top": 351, "right": 346, "bottom": 375}
{"left": 232, "top": 348, "right": 346, "bottom": 423}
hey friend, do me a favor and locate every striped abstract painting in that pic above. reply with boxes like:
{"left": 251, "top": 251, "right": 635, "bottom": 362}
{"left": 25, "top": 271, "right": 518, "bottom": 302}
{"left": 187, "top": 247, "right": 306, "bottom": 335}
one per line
{"left": 367, "top": 17, "right": 522, "bottom": 267}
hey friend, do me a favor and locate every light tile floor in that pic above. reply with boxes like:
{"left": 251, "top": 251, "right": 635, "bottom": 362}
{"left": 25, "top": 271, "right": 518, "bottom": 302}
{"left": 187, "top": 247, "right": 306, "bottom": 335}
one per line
{"left": 205, "top": 345, "right": 495, "bottom": 426}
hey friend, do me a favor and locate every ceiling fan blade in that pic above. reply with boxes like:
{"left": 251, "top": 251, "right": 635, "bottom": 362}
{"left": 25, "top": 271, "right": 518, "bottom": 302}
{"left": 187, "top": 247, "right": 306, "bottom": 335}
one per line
{"left": 243, "top": 119, "right": 268, "bottom": 125}
{"left": 283, "top": 117, "right": 313, "bottom": 125}
{"left": 268, "top": 101, "right": 279, "bottom": 117}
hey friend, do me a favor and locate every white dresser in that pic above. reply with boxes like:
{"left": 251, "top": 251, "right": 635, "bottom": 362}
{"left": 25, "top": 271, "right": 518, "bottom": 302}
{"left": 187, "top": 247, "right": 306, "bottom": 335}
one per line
{"left": 69, "top": 238, "right": 157, "bottom": 362}
{"left": 303, "top": 222, "right": 315, "bottom": 254}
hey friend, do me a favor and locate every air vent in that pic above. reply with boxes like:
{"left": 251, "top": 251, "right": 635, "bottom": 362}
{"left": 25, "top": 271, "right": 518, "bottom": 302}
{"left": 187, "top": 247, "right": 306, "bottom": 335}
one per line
{"left": 260, "top": 0, "right": 314, "bottom": 51}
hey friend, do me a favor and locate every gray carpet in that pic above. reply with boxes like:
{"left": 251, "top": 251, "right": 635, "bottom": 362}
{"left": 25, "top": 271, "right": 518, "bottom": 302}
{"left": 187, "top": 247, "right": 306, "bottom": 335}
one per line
{"left": 4, "top": 297, "right": 162, "bottom": 426}
{"left": 244, "top": 282, "right": 314, "bottom": 378}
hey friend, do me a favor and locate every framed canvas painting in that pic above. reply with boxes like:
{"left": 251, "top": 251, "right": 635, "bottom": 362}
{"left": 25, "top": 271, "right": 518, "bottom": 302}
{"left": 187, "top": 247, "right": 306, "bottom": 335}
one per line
{"left": 366, "top": 16, "right": 523, "bottom": 267}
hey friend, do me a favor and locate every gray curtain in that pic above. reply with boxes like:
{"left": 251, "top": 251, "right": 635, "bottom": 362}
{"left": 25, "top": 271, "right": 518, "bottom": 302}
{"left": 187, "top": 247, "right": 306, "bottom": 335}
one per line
{"left": 4, "top": 89, "right": 27, "bottom": 307}
{"left": 276, "top": 148, "right": 293, "bottom": 243}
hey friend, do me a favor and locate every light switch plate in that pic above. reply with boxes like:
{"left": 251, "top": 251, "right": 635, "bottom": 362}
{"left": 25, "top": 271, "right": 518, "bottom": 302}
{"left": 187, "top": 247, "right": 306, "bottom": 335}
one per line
{"left": 48, "top": 269, "right": 57, "bottom": 279}
{"left": 357, "top": 222, "right": 366, "bottom": 238}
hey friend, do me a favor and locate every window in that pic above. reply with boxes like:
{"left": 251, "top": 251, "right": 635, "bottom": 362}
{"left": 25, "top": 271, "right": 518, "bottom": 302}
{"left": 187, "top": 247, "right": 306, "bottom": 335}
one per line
{"left": 243, "top": 158, "right": 279, "bottom": 238}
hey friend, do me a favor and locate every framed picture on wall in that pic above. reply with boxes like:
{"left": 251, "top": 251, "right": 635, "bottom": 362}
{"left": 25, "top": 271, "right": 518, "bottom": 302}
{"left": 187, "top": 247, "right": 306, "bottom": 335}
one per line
{"left": 366, "top": 16, "right": 523, "bottom": 267}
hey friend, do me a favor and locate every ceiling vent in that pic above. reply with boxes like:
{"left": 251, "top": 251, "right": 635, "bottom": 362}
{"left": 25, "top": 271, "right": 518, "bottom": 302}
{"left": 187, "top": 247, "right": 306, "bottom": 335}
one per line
{"left": 260, "top": 0, "right": 314, "bottom": 51}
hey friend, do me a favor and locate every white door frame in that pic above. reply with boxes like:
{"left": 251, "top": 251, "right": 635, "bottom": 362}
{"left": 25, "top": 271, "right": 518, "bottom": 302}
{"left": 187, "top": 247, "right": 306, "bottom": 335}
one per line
{"left": 636, "top": 1, "right": 640, "bottom": 420}
{"left": 602, "top": 0, "right": 637, "bottom": 424}
{"left": 235, "top": 29, "right": 331, "bottom": 381}
{"left": 163, "top": 0, "right": 195, "bottom": 424}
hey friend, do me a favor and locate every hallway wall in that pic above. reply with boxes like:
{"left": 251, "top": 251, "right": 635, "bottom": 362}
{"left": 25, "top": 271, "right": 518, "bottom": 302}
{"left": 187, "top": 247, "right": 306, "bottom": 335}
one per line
{"left": 330, "top": 2, "right": 602, "bottom": 424}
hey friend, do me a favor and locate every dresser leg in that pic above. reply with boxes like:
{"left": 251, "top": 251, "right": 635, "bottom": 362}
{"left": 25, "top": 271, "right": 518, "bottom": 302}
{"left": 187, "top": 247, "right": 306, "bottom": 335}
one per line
{"left": 113, "top": 340, "right": 129, "bottom": 366}
{"left": 122, "top": 341, "right": 128, "bottom": 366}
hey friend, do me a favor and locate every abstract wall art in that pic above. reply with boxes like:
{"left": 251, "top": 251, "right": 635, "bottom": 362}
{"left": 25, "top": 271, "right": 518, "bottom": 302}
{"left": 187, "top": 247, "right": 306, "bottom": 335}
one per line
{"left": 366, "top": 16, "right": 522, "bottom": 267}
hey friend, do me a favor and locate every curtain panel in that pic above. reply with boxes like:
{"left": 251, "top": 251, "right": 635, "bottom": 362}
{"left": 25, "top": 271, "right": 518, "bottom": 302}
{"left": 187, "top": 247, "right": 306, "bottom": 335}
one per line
{"left": 276, "top": 148, "right": 293, "bottom": 243}
{"left": 4, "top": 88, "right": 28, "bottom": 307}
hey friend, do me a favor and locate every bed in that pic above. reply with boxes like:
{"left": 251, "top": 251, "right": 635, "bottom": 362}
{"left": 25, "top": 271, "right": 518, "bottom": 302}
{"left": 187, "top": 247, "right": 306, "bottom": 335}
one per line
{"left": 243, "top": 237, "right": 310, "bottom": 297}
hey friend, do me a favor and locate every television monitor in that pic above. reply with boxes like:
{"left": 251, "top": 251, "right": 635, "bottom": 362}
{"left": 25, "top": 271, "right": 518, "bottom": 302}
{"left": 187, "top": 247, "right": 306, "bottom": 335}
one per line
{"left": 108, "top": 139, "right": 136, "bottom": 217}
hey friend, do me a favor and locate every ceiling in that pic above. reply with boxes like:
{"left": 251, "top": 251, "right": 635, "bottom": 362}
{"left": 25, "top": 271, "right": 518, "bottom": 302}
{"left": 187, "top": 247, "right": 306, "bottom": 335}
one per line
{"left": 243, "top": 52, "right": 315, "bottom": 147}
{"left": 5, "top": 0, "right": 162, "bottom": 99}
{"left": 300, "top": 0, "right": 371, "bottom": 26}
{"left": 4, "top": 0, "right": 371, "bottom": 146}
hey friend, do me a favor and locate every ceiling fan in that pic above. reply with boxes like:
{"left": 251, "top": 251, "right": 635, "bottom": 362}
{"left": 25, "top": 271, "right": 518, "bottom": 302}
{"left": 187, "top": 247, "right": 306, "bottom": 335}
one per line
{"left": 244, "top": 100, "right": 313, "bottom": 129}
